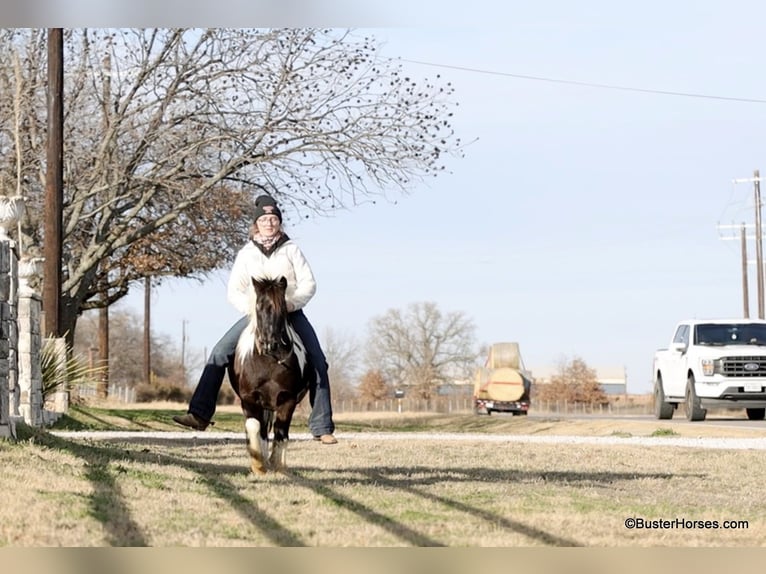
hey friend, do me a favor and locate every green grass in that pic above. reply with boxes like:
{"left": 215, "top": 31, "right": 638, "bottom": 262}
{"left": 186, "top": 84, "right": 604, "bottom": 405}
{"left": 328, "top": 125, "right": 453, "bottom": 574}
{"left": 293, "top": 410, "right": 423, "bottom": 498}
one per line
{"left": 43, "top": 404, "right": 766, "bottom": 441}
{"left": 49, "top": 405, "right": 488, "bottom": 434}
{"left": 49, "top": 405, "right": 251, "bottom": 433}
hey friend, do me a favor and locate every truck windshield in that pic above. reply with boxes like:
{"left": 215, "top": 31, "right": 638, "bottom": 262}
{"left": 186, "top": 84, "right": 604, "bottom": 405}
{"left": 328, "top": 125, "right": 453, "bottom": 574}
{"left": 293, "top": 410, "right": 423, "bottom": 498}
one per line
{"left": 695, "top": 323, "right": 766, "bottom": 345}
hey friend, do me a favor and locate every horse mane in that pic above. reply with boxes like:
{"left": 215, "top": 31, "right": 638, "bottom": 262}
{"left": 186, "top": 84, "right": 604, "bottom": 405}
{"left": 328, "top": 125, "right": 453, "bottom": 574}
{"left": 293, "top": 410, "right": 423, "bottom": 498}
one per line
{"left": 235, "top": 276, "right": 289, "bottom": 369}
{"left": 255, "top": 276, "right": 288, "bottom": 313}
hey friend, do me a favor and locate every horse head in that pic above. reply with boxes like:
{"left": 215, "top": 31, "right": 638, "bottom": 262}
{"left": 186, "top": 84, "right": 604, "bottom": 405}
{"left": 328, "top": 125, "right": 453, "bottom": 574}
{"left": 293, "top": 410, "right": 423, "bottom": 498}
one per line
{"left": 251, "top": 276, "right": 291, "bottom": 358}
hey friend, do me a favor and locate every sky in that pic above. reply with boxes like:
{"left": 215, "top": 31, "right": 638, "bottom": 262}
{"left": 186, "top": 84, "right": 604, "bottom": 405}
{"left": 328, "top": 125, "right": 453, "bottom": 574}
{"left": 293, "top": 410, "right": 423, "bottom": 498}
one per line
{"left": 34, "top": 1, "right": 766, "bottom": 394}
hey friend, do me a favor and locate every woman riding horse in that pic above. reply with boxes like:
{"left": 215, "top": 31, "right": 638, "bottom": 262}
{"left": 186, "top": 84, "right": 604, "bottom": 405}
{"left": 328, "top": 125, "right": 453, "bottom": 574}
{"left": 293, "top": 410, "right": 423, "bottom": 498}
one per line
{"left": 172, "top": 194, "right": 337, "bottom": 445}
{"left": 232, "top": 275, "right": 311, "bottom": 473}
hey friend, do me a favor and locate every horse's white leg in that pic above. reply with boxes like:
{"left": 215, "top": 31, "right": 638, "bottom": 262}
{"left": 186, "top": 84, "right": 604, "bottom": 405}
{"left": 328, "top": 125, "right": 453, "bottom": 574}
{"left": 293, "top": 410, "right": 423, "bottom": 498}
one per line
{"left": 245, "top": 417, "right": 267, "bottom": 475}
{"left": 270, "top": 439, "right": 288, "bottom": 471}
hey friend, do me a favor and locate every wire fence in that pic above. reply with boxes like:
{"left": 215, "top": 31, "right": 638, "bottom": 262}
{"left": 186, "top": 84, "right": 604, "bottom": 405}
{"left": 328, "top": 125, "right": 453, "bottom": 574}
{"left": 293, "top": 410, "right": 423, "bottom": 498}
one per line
{"left": 70, "top": 383, "right": 654, "bottom": 416}
{"left": 75, "top": 384, "right": 137, "bottom": 404}
{"left": 328, "top": 396, "right": 654, "bottom": 416}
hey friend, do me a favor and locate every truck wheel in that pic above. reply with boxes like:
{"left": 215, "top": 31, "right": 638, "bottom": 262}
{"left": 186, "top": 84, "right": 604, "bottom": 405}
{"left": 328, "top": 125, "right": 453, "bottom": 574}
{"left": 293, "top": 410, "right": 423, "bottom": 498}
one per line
{"left": 685, "top": 374, "right": 707, "bottom": 422}
{"left": 653, "top": 375, "right": 674, "bottom": 420}
{"left": 746, "top": 408, "right": 766, "bottom": 420}
{"left": 473, "top": 403, "right": 489, "bottom": 416}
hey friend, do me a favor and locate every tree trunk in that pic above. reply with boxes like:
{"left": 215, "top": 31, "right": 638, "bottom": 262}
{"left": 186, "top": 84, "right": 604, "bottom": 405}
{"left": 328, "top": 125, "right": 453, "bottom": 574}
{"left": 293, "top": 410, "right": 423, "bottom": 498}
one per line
{"left": 60, "top": 295, "right": 79, "bottom": 349}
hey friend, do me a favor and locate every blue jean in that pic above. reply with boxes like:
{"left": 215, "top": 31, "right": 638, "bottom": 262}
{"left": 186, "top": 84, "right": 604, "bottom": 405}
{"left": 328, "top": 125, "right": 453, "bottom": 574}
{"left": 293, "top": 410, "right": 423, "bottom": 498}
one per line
{"left": 187, "top": 310, "right": 335, "bottom": 436}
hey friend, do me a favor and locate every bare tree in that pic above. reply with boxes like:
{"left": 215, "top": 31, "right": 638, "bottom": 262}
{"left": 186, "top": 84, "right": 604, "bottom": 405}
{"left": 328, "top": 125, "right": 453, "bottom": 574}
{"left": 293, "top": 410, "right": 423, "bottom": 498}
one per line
{"left": 0, "top": 28, "right": 464, "bottom": 343}
{"left": 365, "top": 302, "right": 479, "bottom": 399}
{"left": 321, "top": 327, "right": 360, "bottom": 401}
{"left": 74, "top": 307, "right": 184, "bottom": 387}
{"left": 534, "top": 356, "right": 609, "bottom": 405}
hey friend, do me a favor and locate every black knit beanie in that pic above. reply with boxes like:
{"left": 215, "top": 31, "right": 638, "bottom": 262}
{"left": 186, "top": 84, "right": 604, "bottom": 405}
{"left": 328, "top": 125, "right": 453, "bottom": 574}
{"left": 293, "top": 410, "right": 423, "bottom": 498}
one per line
{"left": 253, "top": 194, "right": 282, "bottom": 223}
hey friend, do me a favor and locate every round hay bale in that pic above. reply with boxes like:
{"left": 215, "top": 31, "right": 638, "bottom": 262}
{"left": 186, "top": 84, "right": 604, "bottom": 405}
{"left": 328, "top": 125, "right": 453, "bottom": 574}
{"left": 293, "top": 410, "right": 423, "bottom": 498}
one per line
{"left": 488, "top": 343, "right": 520, "bottom": 370}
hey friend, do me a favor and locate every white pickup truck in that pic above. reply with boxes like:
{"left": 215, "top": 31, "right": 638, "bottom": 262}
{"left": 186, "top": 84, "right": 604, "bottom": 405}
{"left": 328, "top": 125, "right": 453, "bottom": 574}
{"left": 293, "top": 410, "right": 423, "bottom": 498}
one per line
{"left": 652, "top": 319, "right": 766, "bottom": 421}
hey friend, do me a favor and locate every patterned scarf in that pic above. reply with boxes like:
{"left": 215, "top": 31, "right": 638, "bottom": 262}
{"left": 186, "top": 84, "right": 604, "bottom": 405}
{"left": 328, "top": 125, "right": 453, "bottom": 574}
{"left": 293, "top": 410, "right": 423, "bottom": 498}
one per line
{"left": 252, "top": 231, "right": 283, "bottom": 252}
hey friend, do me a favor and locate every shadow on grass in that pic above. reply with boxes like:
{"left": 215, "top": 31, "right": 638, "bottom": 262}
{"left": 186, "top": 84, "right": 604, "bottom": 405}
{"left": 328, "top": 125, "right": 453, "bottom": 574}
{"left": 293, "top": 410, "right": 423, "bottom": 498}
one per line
{"left": 17, "top": 426, "right": 699, "bottom": 547}
{"left": 50, "top": 405, "right": 307, "bottom": 434}
{"left": 286, "top": 464, "right": 686, "bottom": 547}
{"left": 17, "top": 425, "right": 305, "bottom": 546}
{"left": 50, "top": 406, "right": 210, "bottom": 431}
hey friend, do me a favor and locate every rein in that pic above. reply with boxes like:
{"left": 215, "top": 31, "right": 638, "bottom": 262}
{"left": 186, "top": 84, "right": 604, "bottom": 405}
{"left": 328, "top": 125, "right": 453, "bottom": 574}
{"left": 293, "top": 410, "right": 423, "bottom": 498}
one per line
{"left": 255, "top": 329, "right": 295, "bottom": 365}
{"left": 254, "top": 307, "right": 294, "bottom": 365}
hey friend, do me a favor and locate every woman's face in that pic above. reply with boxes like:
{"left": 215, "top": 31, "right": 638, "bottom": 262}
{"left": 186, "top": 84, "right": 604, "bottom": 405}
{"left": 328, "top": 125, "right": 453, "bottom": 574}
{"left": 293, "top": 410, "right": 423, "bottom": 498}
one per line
{"left": 256, "top": 214, "right": 281, "bottom": 238}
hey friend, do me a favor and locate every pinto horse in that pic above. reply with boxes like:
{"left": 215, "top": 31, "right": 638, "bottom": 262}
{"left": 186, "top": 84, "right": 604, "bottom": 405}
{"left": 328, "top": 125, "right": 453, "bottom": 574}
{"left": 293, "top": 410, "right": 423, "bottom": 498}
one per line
{"left": 230, "top": 276, "right": 312, "bottom": 475}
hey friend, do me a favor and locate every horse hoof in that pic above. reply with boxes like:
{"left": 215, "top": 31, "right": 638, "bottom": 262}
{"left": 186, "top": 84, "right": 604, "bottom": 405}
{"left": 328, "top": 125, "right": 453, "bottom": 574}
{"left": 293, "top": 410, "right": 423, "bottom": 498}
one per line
{"left": 250, "top": 462, "right": 267, "bottom": 475}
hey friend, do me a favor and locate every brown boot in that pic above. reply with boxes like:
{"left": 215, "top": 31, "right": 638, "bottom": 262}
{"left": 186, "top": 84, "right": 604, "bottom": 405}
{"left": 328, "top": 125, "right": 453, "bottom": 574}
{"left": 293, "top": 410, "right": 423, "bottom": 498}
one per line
{"left": 172, "top": 413, "right": 211, "bottom": 431}
{"left": 313, "top": 434, "right": 338, "bottom": 445}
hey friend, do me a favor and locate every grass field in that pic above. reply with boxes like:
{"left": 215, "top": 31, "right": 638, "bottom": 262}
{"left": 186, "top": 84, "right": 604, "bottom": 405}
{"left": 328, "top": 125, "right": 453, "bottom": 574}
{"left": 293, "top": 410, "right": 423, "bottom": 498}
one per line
{"left": 2, "top": 403, "right": 765, "bottom": 547}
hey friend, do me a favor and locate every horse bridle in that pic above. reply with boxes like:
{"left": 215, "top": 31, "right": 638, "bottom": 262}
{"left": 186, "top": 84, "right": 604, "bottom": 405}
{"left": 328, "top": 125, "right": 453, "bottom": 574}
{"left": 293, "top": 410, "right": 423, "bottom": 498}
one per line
{"left": 256, "top": 330, "right": 294, "bottom": 365}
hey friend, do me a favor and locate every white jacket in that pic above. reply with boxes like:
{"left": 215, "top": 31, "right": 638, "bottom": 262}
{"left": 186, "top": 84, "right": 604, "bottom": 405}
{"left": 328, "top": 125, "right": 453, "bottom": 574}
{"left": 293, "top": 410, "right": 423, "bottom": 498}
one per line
{"left": 227, "top": 238, "right": 317, "bottom": 316}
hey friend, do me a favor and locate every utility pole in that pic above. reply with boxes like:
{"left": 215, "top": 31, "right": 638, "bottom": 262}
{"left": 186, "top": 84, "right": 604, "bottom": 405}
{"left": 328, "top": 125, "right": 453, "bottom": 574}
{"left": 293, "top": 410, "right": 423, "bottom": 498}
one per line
{"left": 43, "top": 28, "right": 63, "bottom": 337}
{"left": 623, "top": 366, "right": 628, "bottom": 401}
{"left": 144, "top": 276, "right": 151, "bottom": 386}
{"left": 719, "top": 221, "right": 757, "bottom": 318}
{"left": 755, "top": 170, "right": 764, "bottom": 318}
{"left": 97, "top": 50, "right": 112, "bottom": 400}
{"left": 181, "top": 319, "right": 188, "bottom": 373}
{"left": 742, "top": 223, "right": 750, "bottom": 318}
{"left": 98, "top": 298, "right": 109, "bottom": 399}
{"left": 724, "top": 171, "right": 766, "bottom": 318}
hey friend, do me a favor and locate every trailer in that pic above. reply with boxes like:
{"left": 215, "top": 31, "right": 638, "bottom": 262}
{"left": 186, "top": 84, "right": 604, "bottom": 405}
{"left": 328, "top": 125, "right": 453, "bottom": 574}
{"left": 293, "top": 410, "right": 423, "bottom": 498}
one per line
{"left": 473, "top": 342, "right": 531, "bottom": 415}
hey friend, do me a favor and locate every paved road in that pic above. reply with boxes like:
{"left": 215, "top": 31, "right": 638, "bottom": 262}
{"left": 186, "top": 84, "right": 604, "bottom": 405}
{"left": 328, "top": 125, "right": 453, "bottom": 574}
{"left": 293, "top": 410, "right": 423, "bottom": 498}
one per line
{"left": 528, "top": 412, "right": 766, "bottom": 430}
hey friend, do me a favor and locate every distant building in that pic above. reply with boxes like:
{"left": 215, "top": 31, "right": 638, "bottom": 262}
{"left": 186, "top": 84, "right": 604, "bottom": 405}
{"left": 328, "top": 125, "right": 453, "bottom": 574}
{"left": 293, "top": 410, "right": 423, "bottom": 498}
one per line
{"left": 530, "top": 365, "right": 628, "bottom": 396}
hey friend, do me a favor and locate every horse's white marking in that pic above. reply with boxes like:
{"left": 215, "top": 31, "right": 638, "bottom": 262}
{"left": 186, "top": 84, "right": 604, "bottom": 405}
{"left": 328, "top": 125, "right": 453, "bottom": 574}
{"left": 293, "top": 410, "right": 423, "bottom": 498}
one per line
{"left": 245, "top": 417, "right": 261, "bottom": 454}
{"left": 286, "top": 323, "right": 307, "bottom": 371}
{"left": 235, "top": 319, "right": 258, "bottom": 372}
{"left": 233, "top": 286, "right": 262, "bottom": 372}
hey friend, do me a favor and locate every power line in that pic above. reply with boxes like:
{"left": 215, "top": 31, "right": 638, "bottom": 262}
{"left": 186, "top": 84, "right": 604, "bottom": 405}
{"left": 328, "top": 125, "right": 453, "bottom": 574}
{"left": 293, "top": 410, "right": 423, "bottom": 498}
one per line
{"left": 397, "top": 58, "right": 766, "bottom": 105}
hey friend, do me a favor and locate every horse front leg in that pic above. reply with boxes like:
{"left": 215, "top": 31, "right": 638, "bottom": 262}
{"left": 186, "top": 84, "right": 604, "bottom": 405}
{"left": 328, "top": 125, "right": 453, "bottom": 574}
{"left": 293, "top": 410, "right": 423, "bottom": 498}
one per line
{"left": 244, "top": 417, "right": 268, "bottom": 475}
{"left": 269, "top": 401, "right": 297, "bottom": 472}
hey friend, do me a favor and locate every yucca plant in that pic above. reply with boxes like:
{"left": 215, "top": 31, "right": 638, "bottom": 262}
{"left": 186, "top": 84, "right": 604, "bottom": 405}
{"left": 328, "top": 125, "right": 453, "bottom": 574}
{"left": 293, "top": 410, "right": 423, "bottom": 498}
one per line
{"left": 40, "top": 337, "right": 106, "bottom": 402}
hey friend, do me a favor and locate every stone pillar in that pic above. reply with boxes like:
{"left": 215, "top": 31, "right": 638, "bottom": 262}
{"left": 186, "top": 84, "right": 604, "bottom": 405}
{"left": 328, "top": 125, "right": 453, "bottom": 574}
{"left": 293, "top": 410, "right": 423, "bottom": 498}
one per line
{"left": 0, "top": 241, "right": 18, "bottom": 437}
{"left": 17, "top": 256, "right": 44, "bottom": 426}
{"left": 0, "top": 195, "right": 26, "bottom": 438}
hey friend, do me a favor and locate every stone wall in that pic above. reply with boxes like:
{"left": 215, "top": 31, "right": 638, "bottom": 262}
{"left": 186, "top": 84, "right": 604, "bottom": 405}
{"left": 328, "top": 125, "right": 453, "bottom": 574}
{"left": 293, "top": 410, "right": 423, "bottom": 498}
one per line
{"left": 0, "top": 235, "right": 47, "bottom": 438}
{"left": 0, "top": 240, "right": 16, "bottom": 438}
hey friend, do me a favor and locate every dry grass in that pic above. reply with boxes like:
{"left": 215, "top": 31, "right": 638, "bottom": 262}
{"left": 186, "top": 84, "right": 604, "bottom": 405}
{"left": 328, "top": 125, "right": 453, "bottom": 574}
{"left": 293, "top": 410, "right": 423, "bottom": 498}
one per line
{"left": 2, "top": 408, "right": 766, "bottom": 547}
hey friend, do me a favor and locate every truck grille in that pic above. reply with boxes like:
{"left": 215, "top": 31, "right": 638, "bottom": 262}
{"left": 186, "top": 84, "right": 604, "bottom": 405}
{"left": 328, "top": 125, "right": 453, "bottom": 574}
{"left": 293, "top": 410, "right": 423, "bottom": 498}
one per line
{"left": 721, "top": 356, "right": 766, "bottom": 377}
